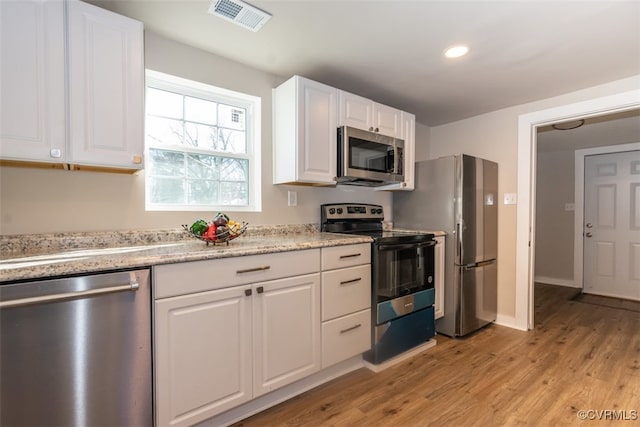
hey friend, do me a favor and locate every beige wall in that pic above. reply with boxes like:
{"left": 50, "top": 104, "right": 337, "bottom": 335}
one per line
{"left": 534, "top": 112, "right": 640, "bottom": 285}
{"left": 0, "top": 32, "right": 392, "bottom": 235}
{"left": 414, "top": 122, "right": 431, "bottom": 162}
{"left": 534, "top": 150, "right": 575, "bottom": 282}
{"left": 424, "top": 74, "right": 640, "bottom": 319}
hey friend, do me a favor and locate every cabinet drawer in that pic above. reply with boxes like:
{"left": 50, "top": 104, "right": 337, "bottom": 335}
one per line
{"left": 321, "top": 309, "right": 371, "bottom": 368}
{"left": 321, "top": 243, "right": 370, "bottom": 270}
{"left": 154, "top": 249, "right": 320, "bottom": 299}
{"left": 321, "top": 265, "right": 371, "bottom": 321}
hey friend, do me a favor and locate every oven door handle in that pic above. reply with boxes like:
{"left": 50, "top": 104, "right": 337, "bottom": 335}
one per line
{"left": 377, "top": 241, "right": 435, "bottom": 251}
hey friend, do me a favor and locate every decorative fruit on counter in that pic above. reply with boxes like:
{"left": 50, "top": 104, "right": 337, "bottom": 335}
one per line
{"left": 189, "top": 219, "right": 209, "bottom": 236}
{"left": 215, "top": 225, "right": 228, "bottom": 238}
{"left": 227, "top": 220, "right": 241, "bottom": 234}
{"left": 203, "top": 223, "right": 217, "bottom": 241}
{"left": 213, "top": 212, "right": 229, "bottom": 227}
{"left": 183, "top": 213, "right": 248, "bottom": 245}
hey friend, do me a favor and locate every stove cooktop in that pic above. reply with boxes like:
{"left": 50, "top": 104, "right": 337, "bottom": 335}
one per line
{"left": 321, "top": 203, "right": 434, "bottom": 244}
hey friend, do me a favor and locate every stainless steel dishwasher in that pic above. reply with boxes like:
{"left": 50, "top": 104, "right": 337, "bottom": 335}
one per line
{"left": 0, "top": 268, "right": 153, "bottom": 426}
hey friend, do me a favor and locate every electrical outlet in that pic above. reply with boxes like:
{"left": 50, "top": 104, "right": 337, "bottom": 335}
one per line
{"left": 565, "top": 203, "right": 575, "bottom": 211}
{"left": 287, "top": 190, "right": 297, "bottom": 206}
{"left": 504, "top": 193, "right": 517, "bottom": 205}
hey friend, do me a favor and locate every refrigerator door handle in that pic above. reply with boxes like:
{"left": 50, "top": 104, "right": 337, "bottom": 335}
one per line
{"left": 464, "top": 259, "right": 496, "bottom": 270}
{"left": 456, "top": 222, "right": 463, "bottom": 262}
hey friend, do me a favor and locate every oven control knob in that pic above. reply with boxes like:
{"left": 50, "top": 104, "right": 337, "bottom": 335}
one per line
{"left": 337, "top": 208, "right": 343, "bottom": 214}
{"left": 376, "top": 208, "right": 383, "bottom": 214}
{"left": 329, "top": 208, "right": 335, "bottom": 214}
{"left": 370, "top": 208, "right": 375, "bottom": 214}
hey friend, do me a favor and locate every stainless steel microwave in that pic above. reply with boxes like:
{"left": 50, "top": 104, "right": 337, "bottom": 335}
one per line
{"left": 336, "top": 126, "right": 404, "bottom": 186}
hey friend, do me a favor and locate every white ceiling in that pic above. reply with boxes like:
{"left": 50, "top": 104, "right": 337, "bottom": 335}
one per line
{"left": 89, "top": 0, "right": 640, "bottom": 126}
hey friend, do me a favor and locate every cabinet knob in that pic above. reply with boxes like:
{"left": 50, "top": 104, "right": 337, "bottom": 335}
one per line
{"left": 256, "top": 286, "right": 264, "bottom": 294}
{"left": 374, "top": 127, "right": 379, "bottom": 132}
{"left": 132, "top": 155, "right": 142, "bottom": 164}
{"left": 50, "top": 148, "right": 62, "bottom": 158}
{"left": 368, "top": 126, "right": 374, "bottom": 132}
{"left": 244, "top": 289, "right": 252, "bottom": 296}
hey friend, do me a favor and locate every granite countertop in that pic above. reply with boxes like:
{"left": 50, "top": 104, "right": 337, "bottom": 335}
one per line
{"left": 0, "top": 225, "right": 372, "bottom": 283}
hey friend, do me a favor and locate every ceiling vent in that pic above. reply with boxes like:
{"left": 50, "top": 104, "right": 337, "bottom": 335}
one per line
{"left": 208, "top": 0, "right": 272, "bottom": 32}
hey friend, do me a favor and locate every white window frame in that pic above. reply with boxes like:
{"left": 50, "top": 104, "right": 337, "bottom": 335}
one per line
{"left": 144, "top": 69, "right": 262, "bottom": 212}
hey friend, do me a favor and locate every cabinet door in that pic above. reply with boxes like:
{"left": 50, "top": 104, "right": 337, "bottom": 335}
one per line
{"left": 67, "top": 0, "right": 144, "bottom": 170}
{"left": 253, "top": 273, "right": 321, "bottom": 397}
{"left": 400, "top": 111, "right": 415, "bottom": 190}
{"left": 434, "top": 236, "right": 445, "bottom": 319}
{"left": 338, "top": 90, "right": 373, "bottom": 131}
{"left": 155, "top": 286, "right": 253, "bottom": 427}
{"left": 373, "top": 103, "right": 401, "bottom": 138}
{"left": 0, "top": 0, "right": 65, "bottom": 164}
{"left": 297, "top": 78, "right": 337, "bottom": 183}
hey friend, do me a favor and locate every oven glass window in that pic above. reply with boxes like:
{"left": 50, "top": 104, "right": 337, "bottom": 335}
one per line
{"left": 375, "top": 244, "right": 434, "bottom": 302}
{"left": 348, "top": 137, "right": 394, "bottom": 173}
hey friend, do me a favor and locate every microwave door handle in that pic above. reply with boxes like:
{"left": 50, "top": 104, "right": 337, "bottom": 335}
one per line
{"left": 394, "top": 143, "right": 401, "bottom": 174}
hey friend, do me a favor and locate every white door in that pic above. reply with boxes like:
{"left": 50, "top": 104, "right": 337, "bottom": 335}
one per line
{"left": 583, "top": 150, "right": 640, "bottom": 301}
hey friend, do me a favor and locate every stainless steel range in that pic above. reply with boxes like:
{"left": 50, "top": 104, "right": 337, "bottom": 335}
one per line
{"left": 321, "top": 203, "right": 436, "bottom": 364}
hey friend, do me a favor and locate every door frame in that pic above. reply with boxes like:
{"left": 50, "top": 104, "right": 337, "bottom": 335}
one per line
{"left": 573, "top": 143, "right": 640, "bottom": 293}
{"left": 515, "top": 89, "right": 640, "bottom": 331}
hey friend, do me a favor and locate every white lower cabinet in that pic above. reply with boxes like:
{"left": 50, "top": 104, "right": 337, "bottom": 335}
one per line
{"left": 153, "top": 250, "right": 320, "bottom": 427}
{"left": 320, "top": 246, "right": 372, "bottom": 368}
{"left": 253, "top": 274, "right": 321, "bottom": 396}
{"left": 153, "top": 244, "right": 372, "bottom": 426}
{"left": 155, "top": 286, "right": 253, "bottom": 427}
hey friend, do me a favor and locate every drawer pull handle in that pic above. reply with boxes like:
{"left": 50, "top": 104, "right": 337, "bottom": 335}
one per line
{"left": 236, "top": 266, "right": 271, "bottom": 274}
{"left": 339, "top": 253, "right": 361, "bottom": 259}
{"left": 340, "top": 278, "right": 362, "bottom": 286}
{"left": 340, "top": 324, "right": 362, "bottom": 334}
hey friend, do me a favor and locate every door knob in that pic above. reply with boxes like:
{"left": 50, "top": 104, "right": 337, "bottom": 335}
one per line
{"left": 585, "top": 232, "right": 593, "bottom": 238}
{"left": 586, "top": 223, "right": 593, "bottom": 228}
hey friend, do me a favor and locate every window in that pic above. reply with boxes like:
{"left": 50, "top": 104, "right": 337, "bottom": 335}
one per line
{"left": 144, "top": 70, "right": 261, "bottom": 211}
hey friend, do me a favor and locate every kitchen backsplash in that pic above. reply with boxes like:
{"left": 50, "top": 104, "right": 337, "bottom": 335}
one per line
{"left": 0, "top": 224, "right": 320, "bottom": 256}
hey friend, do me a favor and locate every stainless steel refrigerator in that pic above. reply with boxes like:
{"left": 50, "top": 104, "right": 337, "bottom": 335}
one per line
{"left": 393, "top": 154, "right": 498, "bottom": 337}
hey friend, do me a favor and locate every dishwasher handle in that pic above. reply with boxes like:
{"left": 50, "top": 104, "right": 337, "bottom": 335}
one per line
{"left": 0, "top": 281, "right": 139, "bottom": 309}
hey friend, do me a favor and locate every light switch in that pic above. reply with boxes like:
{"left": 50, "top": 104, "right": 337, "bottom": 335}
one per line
{"left": 288, "top": 190, "right": 297, "bottom": 206}
{"left": 504, "top": 193, "right": 517, "bottom": 205}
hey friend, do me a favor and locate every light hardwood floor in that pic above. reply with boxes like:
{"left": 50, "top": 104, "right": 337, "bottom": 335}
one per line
{"left": 234, "top": 283, "right": 640, "bottom": 426}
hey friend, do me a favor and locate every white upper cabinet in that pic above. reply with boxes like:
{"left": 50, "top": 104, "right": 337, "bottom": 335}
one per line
{"left": 0, "top": 0, "right": 66, "bottom": 164}
{"left": 273, "top": 75, "right": 337, "bottom": 185}
{"left": 67, "top": 0, "right": 144, "bottom": 170}
{"left": 0, "top": 0, "right": 144, "bottom": 172}
{"left": 401, "top": 112, "right": 416, "bottom": 191}
{"left": 338, "top": 90, "right": 401, "bottom": 138}
{"left": 273, "top": 77, "right": 415, "bottom": 188}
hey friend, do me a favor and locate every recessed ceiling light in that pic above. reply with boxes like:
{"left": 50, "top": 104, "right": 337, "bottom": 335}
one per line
{"left": 444, "top": 45, "right": 470, "bottom": 59}
{"left": 552, "top": 119, "right": 585, "bottom": 131}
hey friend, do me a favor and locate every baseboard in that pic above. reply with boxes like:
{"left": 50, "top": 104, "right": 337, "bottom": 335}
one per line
{"left": 363, "top": 339, "right": 437, "bottom": 373}
{"left": 495, "top": 314, "right": 526, "bottom": 331}
{"left": 534, "top": 276, "right": 580, "bottom": 288}
{"left": 201, "top": 356, "right": 365, "bottom": 427}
